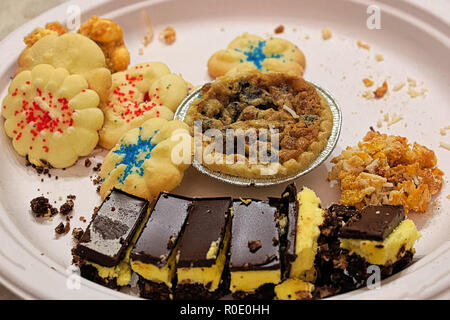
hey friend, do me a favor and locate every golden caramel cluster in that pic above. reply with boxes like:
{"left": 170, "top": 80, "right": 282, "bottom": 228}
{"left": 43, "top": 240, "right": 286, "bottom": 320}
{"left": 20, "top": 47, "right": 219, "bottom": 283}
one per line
{"left": 78, "top": 16, "right": 130, "bottom": 73}
{"left": 328, "top": 130, "right": 443, "bottom": 213}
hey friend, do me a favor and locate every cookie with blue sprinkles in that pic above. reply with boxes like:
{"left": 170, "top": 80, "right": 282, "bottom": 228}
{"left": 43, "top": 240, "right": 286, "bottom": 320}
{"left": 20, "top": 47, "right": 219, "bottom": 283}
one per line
{"left": 99, "top": 118, "right": 192, "bottom": 201}
{"left": 207, "top": 33, "right": 305, "bottom": 78}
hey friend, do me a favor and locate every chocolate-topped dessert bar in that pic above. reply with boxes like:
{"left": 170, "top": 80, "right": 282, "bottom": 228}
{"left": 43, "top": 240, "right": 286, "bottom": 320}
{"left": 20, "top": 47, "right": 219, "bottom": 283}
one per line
{"left": 174, "top": 197, "right": 232, "bottom": 300}
{"left": 229, "top": 198, "right": 281, "bottom": 299}
{"left": 130, "top": 193, "right": 193, "bottom": 300}
{"left": 339, "top": 205, "right": 421, "bottom": 267}
{"left": 72, "top": 189, "right": 150, "bottom": 288}
{"left": 312, "top": 204, "right": 421, "bottom": 298}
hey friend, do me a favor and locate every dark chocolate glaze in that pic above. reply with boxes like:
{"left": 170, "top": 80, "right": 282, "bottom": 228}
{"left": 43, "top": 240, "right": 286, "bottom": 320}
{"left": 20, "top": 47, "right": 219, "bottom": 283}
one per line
{"left": 229, "top": 199, "right": 280, "bottom": 272}
{"left": 131, "top": 193, "right": 193, "bottom": 266}
{"left": 339, "top": 205, "right": 405, "bottom": 241}
{"left": 281, "top": 183, "right": 299, "bottom": 278}
{"left": 177, "top": 197, "right": 232, "bottom": 268}
{"left": 73, "top": 189, "right": 149, "bottom": 267}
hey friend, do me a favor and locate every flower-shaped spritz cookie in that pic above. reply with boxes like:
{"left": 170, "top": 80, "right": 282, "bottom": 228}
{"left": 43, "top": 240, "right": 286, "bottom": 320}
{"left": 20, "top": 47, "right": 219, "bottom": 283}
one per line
{"left": 2, "top": 64, "right": 104, "bottom": 168}
{"left": 208, "top": 33, "right": 306, "bottom": 78}
{"left": 17, "top": 33, "right": 112, "bottom": 103}
{"left": 100, "top": 118, "right": 192, "bottom": 201}
{"left": 99, "top": 62, "right": 189, "bottom": 149}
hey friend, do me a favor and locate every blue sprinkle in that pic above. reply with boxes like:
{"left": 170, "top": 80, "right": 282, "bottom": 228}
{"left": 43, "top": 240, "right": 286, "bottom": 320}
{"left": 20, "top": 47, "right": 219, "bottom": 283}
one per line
{"left": 242, "top": 41, "right": 283, "bottom": 70}
{"left": 112, "top": 128, "right": 158, "bottom": 184}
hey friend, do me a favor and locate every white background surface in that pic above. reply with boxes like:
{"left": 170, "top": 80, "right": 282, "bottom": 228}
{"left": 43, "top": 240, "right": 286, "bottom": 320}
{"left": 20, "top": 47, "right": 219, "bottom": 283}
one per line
{"left": 0, "top": 0, "right": 449, "bottom": 300}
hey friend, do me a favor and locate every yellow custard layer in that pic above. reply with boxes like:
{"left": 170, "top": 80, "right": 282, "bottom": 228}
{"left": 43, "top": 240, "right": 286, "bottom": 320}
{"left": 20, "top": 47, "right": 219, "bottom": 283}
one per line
{"left": 86, "top": 209, "right": 151, "bottom": 287}
{"left": 176, "top": 219, "right": 231, "bottom": 292}
{"left": 275, "top": 279, "right": 315, "bottom": 300}
{"left": 130, "top": 241, "right": 181, "bottom": 288}
{"left": 289, "top": 187, "right": 324, "bottom": 282}
{"left": 230, "top": 269, "right": 281, "bottom": 293}
{"left": 339, "top": 219, "right": 421, "bottom": 266}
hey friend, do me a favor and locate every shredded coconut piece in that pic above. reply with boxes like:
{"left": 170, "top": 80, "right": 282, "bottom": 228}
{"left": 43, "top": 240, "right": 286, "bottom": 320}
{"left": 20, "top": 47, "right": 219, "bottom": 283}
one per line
{"left": 141, "top": 11, "right": 154, "bottom": 47}
{"left": 439, "top": 141, "right": 450, "bottom": 151}
{"left": 387, "top": 113, "right": 403, "bottom": 126}
{"left": 362, "top": 91, "right": 374, "bottom": 100}
{"left": 283, "top": 105, "right": 299, "bottom": 119}
{"left": 375, "top": 53, "right": 384, "bottom": 61}
{"left": 393, "top": 82, "right": 405, "bottom": 91}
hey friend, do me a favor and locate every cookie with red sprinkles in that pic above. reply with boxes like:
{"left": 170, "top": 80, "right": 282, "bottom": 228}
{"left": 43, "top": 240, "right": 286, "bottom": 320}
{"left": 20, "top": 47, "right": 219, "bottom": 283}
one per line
{"left": 2, "top": 64, "right": 104, "bottom": 168}
{"left": 98, "top": 62, "right": 189, "bottom": 149}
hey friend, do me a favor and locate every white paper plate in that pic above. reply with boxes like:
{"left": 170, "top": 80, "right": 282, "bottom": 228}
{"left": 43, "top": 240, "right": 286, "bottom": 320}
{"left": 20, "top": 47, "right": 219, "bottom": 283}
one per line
{"left": 0, "top": 0, "right": 449, "bottom": 300}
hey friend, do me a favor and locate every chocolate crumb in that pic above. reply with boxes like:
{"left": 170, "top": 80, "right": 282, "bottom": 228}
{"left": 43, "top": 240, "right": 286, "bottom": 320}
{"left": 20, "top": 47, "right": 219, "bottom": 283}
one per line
{"left": 93, "top": 163, "right": 102, "bottom": 172}
{"left": 84, "top": 158, "right": 92, "bottom": 167}
{"left": 248, "top": 240, "right": 262, "bottom": 253}
{"left": 92, "top": 176, "right": 102, "bottom": 187}
{"left": 272, "top": 237, "right": 279, "bottom": 246}
{"left": 30, "top": 196, "right": 58, "bottom": 218}
{"left": 72, "top": 228, "right": 84, "bottom": 240}
{"left": 60, "top": 199, "right": 74, "bottom": 215}
{"left": 55, "top": 222, "right": 70, "bottom": 235}
{"left": 67, "top": 194, "right": 76, "bottom": 200}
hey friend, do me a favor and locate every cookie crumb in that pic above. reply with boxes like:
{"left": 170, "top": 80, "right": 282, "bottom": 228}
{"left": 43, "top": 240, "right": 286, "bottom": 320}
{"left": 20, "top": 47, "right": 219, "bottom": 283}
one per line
{"left": 159, "top": 26, "right": 176, "bottom": 45}
{"left": 362, "top": 78, "right": 374, "bottom": 87}
{"left": 274, "top": 25, "right": 285, "bottom": 34}
{"left": 321, "top": 28, "right": 332, "bottom": 40}
{"left": 374, "top": 80, "right": 388, "bottom": 98}
{"left": 357, "top": 40, "right": 371, "bottom": 50}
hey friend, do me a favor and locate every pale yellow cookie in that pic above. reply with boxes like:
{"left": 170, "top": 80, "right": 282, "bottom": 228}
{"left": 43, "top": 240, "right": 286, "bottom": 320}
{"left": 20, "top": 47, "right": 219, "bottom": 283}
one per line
{"left": 100, "top": 118, "right": 192, "bottom": 201}
{"left": 2, "top": 64, "right": 104, "bottom": 168}
{"left": 99, "top": 62, "right": 189, "bottom": 149}
{"left": 208, "top": 33, "right": 306, "bottom": 78}
{"left": 17, "top": 33, "right": 112, "bottom": 103}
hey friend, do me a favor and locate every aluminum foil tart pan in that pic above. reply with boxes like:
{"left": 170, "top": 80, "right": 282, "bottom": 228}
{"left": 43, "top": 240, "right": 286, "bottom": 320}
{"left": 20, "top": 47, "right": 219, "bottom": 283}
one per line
{"left": 174, "top": 82, "right": 342, "bottom": 187}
